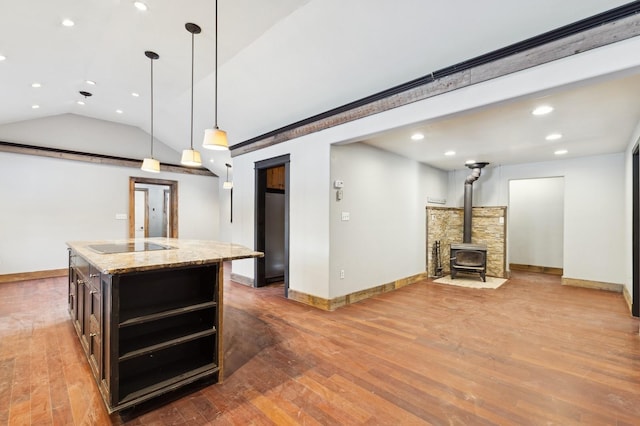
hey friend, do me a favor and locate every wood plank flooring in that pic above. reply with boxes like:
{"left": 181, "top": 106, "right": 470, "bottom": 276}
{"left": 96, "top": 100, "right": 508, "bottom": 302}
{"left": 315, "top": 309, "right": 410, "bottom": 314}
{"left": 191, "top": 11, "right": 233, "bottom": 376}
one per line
{"left": 1, "top": 270, "right": 639, "bottom": 425}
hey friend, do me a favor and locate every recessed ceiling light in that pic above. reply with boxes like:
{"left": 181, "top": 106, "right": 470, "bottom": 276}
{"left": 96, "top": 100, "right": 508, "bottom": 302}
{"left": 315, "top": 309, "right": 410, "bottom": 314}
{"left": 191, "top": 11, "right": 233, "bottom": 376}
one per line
{"left": 0, "top": 55, "right": 6, "bottom": 61}
{"left": 32, "top": 105, "right": 40, "bottom": 109}
{"left": 545, "top": 133, "right": 563, "bottom": 141}
{"left": 465, "top": 159, "right": 476, "bottom": 164}
{"left": 131, "top": 92, "right": 140, "bottom": 97}
{"left": 532, "top": 105, "right": 553, "bottom": 116}
{"left": 411, "top": 133, "right": 424, "bottom": 141}
{"left": 116, "top": 109, "right": 123, "bottom": 114}
{"left": 85, "top": 80, "right": 96, "bottom": 86}
{"left": 62, "top": 18, "right": 75, "bottom": 27}
{"left": 209, "top": 159, "right": 215, "bottom": 164}
{"left": 31, "top": 82, "right": 41, "bottom": 88}
{"left": 77, "top": 100, "right": 85, "bottom": 106}
{"left": 554, "top": 149, "right": 568, "bottom": 155}
{"left": 444, "top": 151, "right": 456, "bottom": 156}
{"left": 134, "top": 1, "right": 148, "bottom": 11}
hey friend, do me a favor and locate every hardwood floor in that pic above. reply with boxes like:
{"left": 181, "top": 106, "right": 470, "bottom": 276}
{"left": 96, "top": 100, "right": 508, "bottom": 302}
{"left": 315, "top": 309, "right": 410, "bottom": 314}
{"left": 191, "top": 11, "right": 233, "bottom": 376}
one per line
{"left": 1, "top": 270, "right": 639, "bottom": 425}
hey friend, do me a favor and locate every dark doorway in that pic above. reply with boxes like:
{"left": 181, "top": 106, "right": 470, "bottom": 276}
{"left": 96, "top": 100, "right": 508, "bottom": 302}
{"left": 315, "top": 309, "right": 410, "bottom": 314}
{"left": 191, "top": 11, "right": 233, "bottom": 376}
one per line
{"left": 255, "top": 155, "right": 290, "bottom": 297}
{"left": 633, "top": 144, "right": 639, "bottom": 317}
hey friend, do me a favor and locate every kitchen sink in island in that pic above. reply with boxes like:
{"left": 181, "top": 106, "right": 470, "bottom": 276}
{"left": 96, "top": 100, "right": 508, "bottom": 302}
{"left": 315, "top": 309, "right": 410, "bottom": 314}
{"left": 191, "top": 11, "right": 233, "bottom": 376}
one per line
{"left": 66, "top": 238, "right": 262, "bottom": 413}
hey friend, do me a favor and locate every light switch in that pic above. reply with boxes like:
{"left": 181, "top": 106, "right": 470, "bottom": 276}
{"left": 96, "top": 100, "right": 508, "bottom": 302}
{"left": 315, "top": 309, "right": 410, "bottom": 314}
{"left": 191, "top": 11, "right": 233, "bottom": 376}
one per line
{"left": 341, "top": 212, "right": 350, "bottom": 221}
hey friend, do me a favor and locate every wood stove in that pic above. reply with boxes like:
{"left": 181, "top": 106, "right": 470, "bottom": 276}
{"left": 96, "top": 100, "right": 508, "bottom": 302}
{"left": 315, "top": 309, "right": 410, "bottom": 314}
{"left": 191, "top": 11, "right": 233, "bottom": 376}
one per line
{"left": 450, "top": 162, "right": 489, "bottom": 282}
{"left": 450, "top": 243, "right": 487, "bottom": 281}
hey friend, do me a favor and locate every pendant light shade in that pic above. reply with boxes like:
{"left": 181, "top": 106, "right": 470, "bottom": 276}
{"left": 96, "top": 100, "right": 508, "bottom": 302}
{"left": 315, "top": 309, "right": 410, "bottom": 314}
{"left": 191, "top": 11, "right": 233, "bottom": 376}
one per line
{"left": 141, "top": 157, "right": 160, "bottom": 173}
{"left": 202, "top": 0, "right": 229, "bottom": 151}
{"left": 180, "top": 149, "right": 202, "bottom": 166}
{"left": 141, "top": 50, "right": 160, "bottom": 173}
{"left": 181, "top": 23, "right": 203, "bottom": 167}
{"left": 203, "top": 127, "right": 228, "bottom": 150}
{"left": 223, "top": 162, "right": 233, "bottom": 189}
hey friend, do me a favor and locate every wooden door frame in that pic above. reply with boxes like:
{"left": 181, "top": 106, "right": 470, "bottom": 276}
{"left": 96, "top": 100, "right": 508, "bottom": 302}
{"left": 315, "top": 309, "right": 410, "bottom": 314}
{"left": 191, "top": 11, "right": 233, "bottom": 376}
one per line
{"left": 129, "top": 177, "right": 178, "bottom": 238}
{"left": 254, "top": 154, "right": 290, "bottom": 295}
{"left": 633, "top": 144, "right": 639, "bottom": 317}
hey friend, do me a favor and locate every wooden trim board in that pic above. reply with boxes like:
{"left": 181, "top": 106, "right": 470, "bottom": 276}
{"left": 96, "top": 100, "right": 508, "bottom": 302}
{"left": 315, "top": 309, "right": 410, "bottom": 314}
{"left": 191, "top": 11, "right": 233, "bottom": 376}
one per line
{"left": 561, "top": 277, "right": 623, "bottom": 293}
{"left": 288, "top": 272, "right": 429, "bottom": 311}
{"left": 510, "top": 263, "right": 563, "bottom": 276}
{"left": 623, "top": 286, "right": 632, "bottom": 314}
{"left": 0, "top": 268, "right": 67, "bottom": 284}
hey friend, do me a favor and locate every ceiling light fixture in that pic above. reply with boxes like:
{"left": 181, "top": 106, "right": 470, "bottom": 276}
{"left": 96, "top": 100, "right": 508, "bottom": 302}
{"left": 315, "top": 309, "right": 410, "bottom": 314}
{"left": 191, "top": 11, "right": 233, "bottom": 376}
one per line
{"left": 78, "top": 91, "right": 92, "bottom": 106}
{"left": 545, "top": 133, "right": 563, "bottom": 141}
{"left": 133, "top": 1, "right": 148, "bottom": 11}
{"left": 31, "top": 82, "right": 41, "bottom": 88}
{"left": 445, "top": 150, "right": 456, "bottom": 156}
{"left": 131, "top": 92, "right": 139, "bottom": 97}
{"left": 116, "top": 109, "right": 123, "bottom": 114}
{"left": 31, "top": 105, "right": 40, "bottom": 109}
{"left": 0, "top": 55, "right": 6, "bottom": 61}
{"left": 141, "top": 50, "right": 160, "bottom": 173}
{"left": 532, "top": 105, "right": 553, "bottom": 116}
{"left": 554, "top": 149, "right": 568, "bottom": 155}
{"left": 223, "top": 163, "right": 233, "bottom": 189}
{"left": 411, "top": 133, "right": 424, "bottom": 141}
{"left": 465, "top": 159, "right": 476, "bottom": 164}
{"left": 181, "top": 23, "right": 203, "bottom": 167}
{"left": 85, "top": 80, "right": 96, "bottom": 86}
{"left": 62, "top": 19, "right": 75, "bottom": 27}
{"left": 202, "top": 0, "right": 229, "bottom": 151}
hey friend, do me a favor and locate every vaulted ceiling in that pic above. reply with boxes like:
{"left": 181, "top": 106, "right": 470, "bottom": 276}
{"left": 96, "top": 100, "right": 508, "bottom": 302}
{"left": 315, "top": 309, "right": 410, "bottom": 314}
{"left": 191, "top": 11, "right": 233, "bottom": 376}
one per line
{"left": 0, "top": 0, "right": 638, "bottom": 175}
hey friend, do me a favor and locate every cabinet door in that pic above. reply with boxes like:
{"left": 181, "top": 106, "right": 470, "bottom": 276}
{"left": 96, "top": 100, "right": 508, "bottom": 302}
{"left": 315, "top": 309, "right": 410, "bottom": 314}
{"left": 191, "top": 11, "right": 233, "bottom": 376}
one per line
{"left": 87, "top": 274, "right": 103, "bottom": 380}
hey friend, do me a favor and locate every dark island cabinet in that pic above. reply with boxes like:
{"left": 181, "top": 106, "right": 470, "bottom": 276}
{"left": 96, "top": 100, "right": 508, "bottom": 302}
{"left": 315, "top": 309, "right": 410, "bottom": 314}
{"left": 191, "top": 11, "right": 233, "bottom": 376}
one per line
{"left": 67, "top": 249, "right": 222, "bottom": 413}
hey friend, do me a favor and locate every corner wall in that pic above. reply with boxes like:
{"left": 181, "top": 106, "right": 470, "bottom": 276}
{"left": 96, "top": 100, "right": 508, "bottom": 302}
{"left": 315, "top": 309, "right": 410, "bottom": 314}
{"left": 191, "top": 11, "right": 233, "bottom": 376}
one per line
{"left": 329, "top": 143, "right": 448, "bottom": 298}
{"left": 448, "top": 153, "right": 625, "bottom": 285}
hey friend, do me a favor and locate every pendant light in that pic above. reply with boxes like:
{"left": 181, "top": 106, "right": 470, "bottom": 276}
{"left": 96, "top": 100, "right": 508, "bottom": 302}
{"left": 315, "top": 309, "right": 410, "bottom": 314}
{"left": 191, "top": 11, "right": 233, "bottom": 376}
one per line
{"left": 223, "top": 162, "right": 233, "bottom": 189}
{"left": 141, "top": 50, "right": 160, "bottom": 173}
{"left": 181, "top": 23, "right": 203, "bottom": 167}
{"left": 202, "top": 0, "right": 229, "bottom": 150}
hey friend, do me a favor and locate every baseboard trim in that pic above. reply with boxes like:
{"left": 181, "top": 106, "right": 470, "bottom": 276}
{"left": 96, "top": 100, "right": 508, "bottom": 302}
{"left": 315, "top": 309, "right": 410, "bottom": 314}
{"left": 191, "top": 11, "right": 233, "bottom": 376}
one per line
{"left": 230, "top": 273, "right": 254, "bottom": 287}
{"left": 0, "top": 268, "right": 68, "bottom": 284}
{"left": 622, "top": 285, "right": 632, "bottom": 314}
{"left": 288, "top": 272, "right": 429, "bottom": 311}
{"left": 561, "top": 277, "right": 623, "bottom": 293}
{"left": 510, "top": 263, "right": 563, "bottom": 276}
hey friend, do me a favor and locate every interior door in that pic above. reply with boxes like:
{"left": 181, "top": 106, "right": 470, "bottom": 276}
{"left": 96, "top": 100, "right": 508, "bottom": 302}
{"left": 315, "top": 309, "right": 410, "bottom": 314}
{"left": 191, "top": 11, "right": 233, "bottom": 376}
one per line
{"left": 134, "top": 189, "right": 149, "bottom": 238}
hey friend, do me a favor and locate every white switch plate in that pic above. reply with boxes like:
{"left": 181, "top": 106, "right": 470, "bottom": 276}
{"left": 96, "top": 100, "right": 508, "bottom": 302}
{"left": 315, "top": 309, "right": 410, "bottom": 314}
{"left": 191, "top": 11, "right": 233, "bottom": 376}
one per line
{"left": 115, "top": 213, "right": 127, "bottom": 220}
{"left": 341, "top": 212, "right": 350, "bottom": 221}
{"left": 499, "top": 216, "right": 504, "bottom": 224}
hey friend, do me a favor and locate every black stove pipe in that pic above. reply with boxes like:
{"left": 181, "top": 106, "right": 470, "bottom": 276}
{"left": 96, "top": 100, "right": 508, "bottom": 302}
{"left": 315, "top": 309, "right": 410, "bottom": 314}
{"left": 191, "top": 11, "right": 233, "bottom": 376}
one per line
{"left": 463, "top": 162, "right": 489, "bottom": 243}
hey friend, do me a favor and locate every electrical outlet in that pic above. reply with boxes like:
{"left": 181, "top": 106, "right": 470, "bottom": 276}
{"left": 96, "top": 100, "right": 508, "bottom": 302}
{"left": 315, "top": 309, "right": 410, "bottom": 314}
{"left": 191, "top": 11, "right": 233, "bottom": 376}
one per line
{"left": 341, "top": 212, "right": 350, "bottom": 221}
{"left": 340, "top": 269, "right": 345, "bottom": 279}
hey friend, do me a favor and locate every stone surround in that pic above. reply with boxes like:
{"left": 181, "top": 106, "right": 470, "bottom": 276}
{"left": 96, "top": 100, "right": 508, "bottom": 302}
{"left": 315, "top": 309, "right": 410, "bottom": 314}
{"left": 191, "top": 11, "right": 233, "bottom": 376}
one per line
{"left": 427, "top": 206, "right": 507, "bottom": 278}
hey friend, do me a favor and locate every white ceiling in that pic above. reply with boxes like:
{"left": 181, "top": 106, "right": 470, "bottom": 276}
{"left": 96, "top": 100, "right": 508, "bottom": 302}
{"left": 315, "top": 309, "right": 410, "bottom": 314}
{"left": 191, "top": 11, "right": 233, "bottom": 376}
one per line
{"left": 0, "top": 0, "right": 638, "bottom": 174}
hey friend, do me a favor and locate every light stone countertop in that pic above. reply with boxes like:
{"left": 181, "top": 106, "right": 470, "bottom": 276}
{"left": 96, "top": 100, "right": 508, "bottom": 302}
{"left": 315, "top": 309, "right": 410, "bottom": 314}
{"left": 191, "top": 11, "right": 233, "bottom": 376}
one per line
{"left": 67, "top": 238, "right": 263, "bottom": 275}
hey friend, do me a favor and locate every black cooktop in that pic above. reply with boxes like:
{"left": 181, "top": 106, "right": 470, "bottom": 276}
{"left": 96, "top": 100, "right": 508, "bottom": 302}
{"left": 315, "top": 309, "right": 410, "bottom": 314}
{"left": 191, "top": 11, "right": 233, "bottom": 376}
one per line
{"left": 88, "top": 242, "right": 174, "bottom": 254}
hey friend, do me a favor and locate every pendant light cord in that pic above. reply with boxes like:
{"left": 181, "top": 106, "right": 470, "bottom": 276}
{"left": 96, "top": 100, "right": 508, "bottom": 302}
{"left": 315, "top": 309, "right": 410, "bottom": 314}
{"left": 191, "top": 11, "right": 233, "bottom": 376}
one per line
{"left": 150, "top": 56, "right": 154, "bottom": 158}
{"left": 214, "top": 0, "right": 218, "bottom": 129}
{"left": 190, "top": 30, "right": 195, "bottom": 149}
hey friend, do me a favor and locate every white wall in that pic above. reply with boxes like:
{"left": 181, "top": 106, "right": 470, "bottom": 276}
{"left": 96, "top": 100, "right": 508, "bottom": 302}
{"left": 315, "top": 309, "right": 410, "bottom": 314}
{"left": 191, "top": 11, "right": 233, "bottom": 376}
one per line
{"left": 329, "top": 143, "right": 447, "bottom": 297}
{"left": 509, "top": 177, "right": 564, "bottom": 268}
{"left": 0, "top": 154, "right": 219, "bottom": 275}
{"left": 229, "top": 135, "right": 332, "bottom": 298}
{"left": 0, "top": 114, "right": 221, "bottom": 275}
{"left": 447, "top": 154, "right": 625, "bottom": 284}
{"left": 0, "top": 114, "right": 180, "bottom": 164}
{"left": 228, "top": 37, "right": 640, "bottom": 300}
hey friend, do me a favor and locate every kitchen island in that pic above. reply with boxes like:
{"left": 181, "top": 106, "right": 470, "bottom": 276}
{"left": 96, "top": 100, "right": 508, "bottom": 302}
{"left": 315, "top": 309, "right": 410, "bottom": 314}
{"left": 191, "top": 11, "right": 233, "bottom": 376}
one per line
{"left": 66, "top": 238, "right": 262, "bottom": 413}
